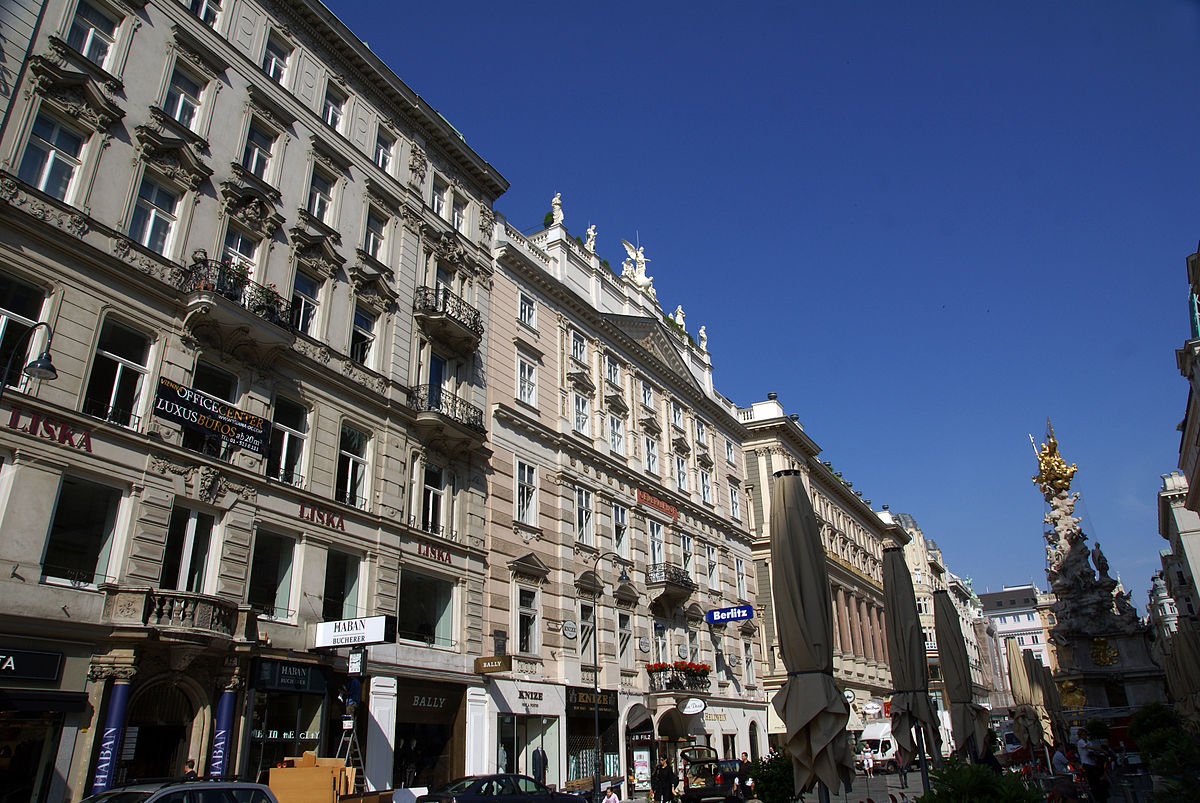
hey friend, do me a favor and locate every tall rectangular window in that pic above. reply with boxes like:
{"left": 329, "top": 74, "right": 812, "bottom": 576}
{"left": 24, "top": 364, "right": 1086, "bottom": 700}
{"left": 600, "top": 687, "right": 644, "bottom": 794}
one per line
{"left": 680, "top": 534, "right": 694, "bottom": 578}
{"left": 41, "top": 476, "right": 120, "bottom": 585}
{"left": 571, "top": 330, "right": 586, "bottom": 362}
{"left": 129, "top": 176, "right": 179, "bottom": 255}
{"left": 518, "top": 293, "right": 536, "bottom": 328}
{"left": 605, "top": 355, "right": 620, "bottom": 385}
{"left": 640, "top": 380, "right": 653, "bottom": 408}
{"left": 675, "top": 455, "right": 688, "bottom": 491}
{"left": 649, "top": 520, "right": 664, "bottom": 564}
{"left": 517, "top": 357, "right": 536, "bottom": 405}
{"left": 575, "top": 486, "right": 593, "bottom": 545}
{"left": 0, "top": 274, "right": 44, "bottom": 391}
{"left": 307, "top": 171, "right": 334, "bottom": 224}
{"left": 451, "top": 197, "right": 467, "bottom": 232}
{"left": 573, "top": 394, "right": 590, "bottom": 435}
{"left": 671, "top": 401, "right": 683, "bottom": 428}
{"left": 223, "top": 227, "right": 258, "bottom": 272}
{"left": 726, "top": 439, "right": 736, "bottom": 465}
{"left": 266, "top": 397, "right": 306, "bottom": 485}
{"left": 700, "top": 470, "right": 712, "bottom": 504}
{"left": 162, "top": 506, "right": 214, "bottom": 593}
{"left": 83, "top": 318, "right": 149, "bottom": 427}
{"left": 241, "top": 122, "right": 274, "bottom": 179}
{"left": 349, "top": 306, "right": 375, "bottom": 365}
{"left": 644, "top": 437, "right": 658, "bottom": 475}
{"left": 398, "top": 570, "right": 454, "bottom": 645}
{"left": 322, "top": 551, "right": 360, "bottom": 621}
{"left": 431, "top": 180, "right": 447, "bottom": 217}
{"left": 164, "top": 68, "right": 203, "bottom": 130}
{"left": 653, "top": 621, "right": 667, "bottom": 663}
{"left": 517, "top": 587, "right": 538, "bottom": 654}
{"left": 67, "top": 1, "right": 117, "bottom": 68}
{"left": 290, "top": 272, "right": 319, "bottom": 335}
{"left": 613, "top": 504, "right": 628, "bottom": 558}
{"left": 188, "top": 0, "right": 220, "bottom": 26}
{"left": 181, "top": 361, "right": 236, "bottom": 459}
{"left": 735, "top": 557, "right": 747, "bottom": 599}
{"left": 335, "top": 424, "right": 368, "bottom": 508}
{"left": 322, "top": 86, "right": 345, "bottom": 130}
{"left": 743, "top": 640, "right": 755, "bottom": 685}
{"left": 262, "top": 35, "right": 290, "bottom": 83}
{"left": 248, "top": 531, "right": 294, "bottom": 619}
{"left": 695, "top": 419, "right": 707, "bottom": 444}
{"left": 374, "top": 131, "right": 394, "bottom": 172}
{"left": 729, "top": 485, "right": 741, "bottom": 520}
{"left": 609, "top": 416, "right": 623, "bottom": 454}
{"left": 706, "top": 544, "right": 717, "bottom": 585}
{"left": 618, "top": 612, "right": 633, "bottom": 669}
{"left": 515, "top": 461, "right": 536, "bottom": 526}
{"left": 421, "top": 465, "right": 445, "bottom": 534}
{"left": 18, "top": 114, "right": 84, "bottom": 201}
{"left": 364, "top": 210, "right": 385, "bottom": 260}
{"left": 688, "top": 629, "right": 700, "bottom": 661}
{"left": 580, "top": 601, "right": 595, "bottom": 659}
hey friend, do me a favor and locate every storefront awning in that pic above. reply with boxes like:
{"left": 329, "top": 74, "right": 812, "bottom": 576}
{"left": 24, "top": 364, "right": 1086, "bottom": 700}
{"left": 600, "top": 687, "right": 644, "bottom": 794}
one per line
{"left": 0, "top": 689, "right": 88, "bottom": 713}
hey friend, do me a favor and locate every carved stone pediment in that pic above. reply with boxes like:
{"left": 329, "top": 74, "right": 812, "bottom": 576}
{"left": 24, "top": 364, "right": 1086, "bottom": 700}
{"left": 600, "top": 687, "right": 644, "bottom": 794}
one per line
{"left": 695, "top": 447, "right": 713, "bottom": 469}
{"left": 614, "top": 581, "right": 640, "bottom": 608}
{"left": 349, "top": 256, "right": 398, "bottom": 311}
{"left": 684, "top": 602, "right": 706, "bottom": 622}
{"left": 642, "top": 414, "right": 662, "bottom": 436}
{"left": 605, "top": 313, "right": 699, "bottom": 390}
{"left": 567, "top": 369, "right": 595, "bottom": 395}
{"left": 672, "top": 436, "right": 690, "bottom": 456}
{"left": 245, "top": 85, "right": 296, "bottom": 130}
{"left": 432, "top": 229, "right": 467, "bottom": 269}
{"left": 27, "top": 56, "right": 124, "bottom": 132}
{"left": 289, "top": 226, "right": 343, "bottom": 279}
{"left": 509, "top": 551, "right": 550, "bottom": 583}
{"left": 606, "top": 392, "right": 629, "bottom": 417}
{"left": 169, "top": 24, "right": 230, "bottom": 78}
{"left": 147, "top": 105, "right": 209, "bottom": 152}
{"left": 575, "top": 569, "right": 603, "bottom": 597}
{"left": 43, "top": 39, "right": 123, "bottom": 96}
{"left": 135, "top": 126, "right": 212, "bottom": 190}
{"left": 219, "top": 179, "right": 283, "bottom": 238}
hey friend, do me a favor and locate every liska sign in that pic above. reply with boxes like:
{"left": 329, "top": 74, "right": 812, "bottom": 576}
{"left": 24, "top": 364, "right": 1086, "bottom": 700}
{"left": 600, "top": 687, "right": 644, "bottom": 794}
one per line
{"left": 313, "top": 615, "right": 395, "bottom": 648}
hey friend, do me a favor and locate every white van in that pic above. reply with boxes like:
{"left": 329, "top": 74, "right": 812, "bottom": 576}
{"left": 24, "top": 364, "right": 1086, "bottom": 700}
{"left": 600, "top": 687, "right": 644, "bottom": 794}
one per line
{"left": 856, "top": 716, "right": 955, "bottom": 773}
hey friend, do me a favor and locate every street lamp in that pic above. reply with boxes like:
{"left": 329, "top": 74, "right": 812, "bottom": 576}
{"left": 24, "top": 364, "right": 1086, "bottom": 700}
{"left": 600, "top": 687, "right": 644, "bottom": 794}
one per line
{"left": 0, "top": 321, "right": 58, "bottom": 403}
{"left": 591, "top": 550, "right": 630, "bottom": 803}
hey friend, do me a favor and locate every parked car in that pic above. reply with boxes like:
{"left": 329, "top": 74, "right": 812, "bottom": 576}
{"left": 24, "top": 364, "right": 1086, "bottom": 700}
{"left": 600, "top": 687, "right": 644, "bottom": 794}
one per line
{"left": 80, "top": 780, "right": 279, "bottom": 803}
{"left": 678, "top": 747, "right": 743, "bottom": 803}
{"left": 416, "top": 774, "right": 585, "bottom": 803}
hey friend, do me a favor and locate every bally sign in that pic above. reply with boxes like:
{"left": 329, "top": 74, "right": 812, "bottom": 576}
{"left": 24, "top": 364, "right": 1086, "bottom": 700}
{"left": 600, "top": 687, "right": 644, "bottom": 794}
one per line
{"left": 705, "top": 605, "right": 754, "bottom": 624}
{"left": 153, "top": 377, "right": 270, "bottom": 455}
{"left": 314, "top": 615, "right": 395, "bottom": 648}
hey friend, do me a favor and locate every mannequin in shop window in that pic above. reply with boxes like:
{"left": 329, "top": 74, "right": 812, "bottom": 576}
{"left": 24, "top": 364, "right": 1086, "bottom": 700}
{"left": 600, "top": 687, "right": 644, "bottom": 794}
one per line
{"left": 532, "top": 746, "right": 547, "bottom": 784}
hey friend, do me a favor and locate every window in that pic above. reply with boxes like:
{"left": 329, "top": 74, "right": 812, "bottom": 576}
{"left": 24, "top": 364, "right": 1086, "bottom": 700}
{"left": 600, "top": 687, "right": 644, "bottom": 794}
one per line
{"left": 181, "top": 361, "right": 237, "bottom": 458}
{"left": 398, "top": 570, "right": 454, "bottom": 646}
{"left": 675, "top": 455, "right": 688, "bottom": 491}
{"left": 695, "top": 419, "right": 707, "bottom": 444}
{"left": 580, "top": 601, "right": 595, "bottom": 658}
{"left": 451, "top": 197, "right": 467, "bottom": 232}
{"left": 307, "top": 170, "right": 334, "bottom": 224}
{"left": 290, "top": 272, "right": 319, "bottom": 335}
{"left": 41, "top": 476, "right": 120, "bottom": 585}
{"left": 518, "top": 293, "right": 536, "bottom": 328}
{"left": 247, "top": 531, "right": 294, "bottom": 619}
{"left": 517, "top": 356, "right": 536, "bottom": 406}
{"left": 432, "top": 179, "right": 447, "bottom": 217}
{"left": 688, "top": 629, "right": 700, "bottom": 661}
{"left": 700, "top": 470, "right": 712, "bottom": 504}
{"left": 914, "top": 568, "right": 923, "bottom": 585}
{"left": 374, "top": 131, "right": 394, "bottom": 172}
{"left": 726, "top": 439, "right": 736, "bottom": 465}
{"left": 162, "top": 506, "right": 214, "bottom": 592}
{"left": 644, "top": 437, "right": 658, "bottom": 475}
{"left": 18, "top": 114, "right": 84, "bottom": 202}
{"left": 241, "top": 122, "right": 274, "bottom": 180}
{"left": 187, "top": 0, "right": 220, "bottom": 26}
{"left": 735, "top": 557, "right": 747, "bottom": 599}
{"left": 609, "top": 416, "right": 623, "bottom": 454}
{"left": 671, "top": 401, "right": 683, "bottom": 428}
{"left": 681, "top": 534, "right": 694, "bottom": 578}
{"left": 619, "top": 612, "right": 633, "bottom": 669}
{"left": 129, "top": 175, "right": 179, "bottom": 255}
{"left": 1031, "top": 634, "right": 1040, "bottom": 644}
{"left": 573, "top": 394, "right": 590, "bottom": 436}
{"left": 349, "top": 306, "right": 375, "bottom": 365}
{"left": 613, "top": 504, "right": 628, "bottom": 557}
{"left": 364, "top": 210, "right": 385, "bottom": 260}
{"left": 653, "top": 621, "right": 667, "bottom": 663}
{"left": 706, "top": 544, "right": 717, "bottom": 584}
{"left": 322, "top": 551, "right": 360, "bottom": 621}
{"left": 322, "top": 85, "right": 345, "bottom": 130}
{"left": 67, "top": 1, "right": 117, "bottom": 67}
{"left": 262, "top": 35, "right": 290, "bottom": 83}
{"left": 649, "top": 520, "right": 664, "bottom": 564}
{"left": 335, "top": 424, "right": 368, "bottom": 508}
{"left": 515, "top": 461, "right": 536, "bottom": 527}
{"left": 729, "top": 485, "right": 741, "bottom": 520}
{"left": 517, "top": 586, "right": 538, "bottom": 654}
{"left": 223, "top": 227, "right": 258, "bottom": 272}
{"left": 83, "top": 319, "right": 149, "bottom": 427}
{"left": 605, "top": 355, "right": 620, "bottom": 385}
{"left": 571, "top": 330, "right": 586, "bottom": 362}
{"left": 266, "top": 397, "right": 306, "bottom": 485}
{"left": 421, "top": 464, "right": 445, "bottom": 534}
{"left": 575, "top": 486, "right": 593, "bottom": 545}
{"left": 164, "top": 68, "right": 203, "bottom": 130}
{"left": 743, "top": 640, "right": 755, "bottom": 685}
{"left": 0, "top": 274, "right": 46, "bottom": 391}
{"left": 641, "top": 380, "right": 653, "bottom": 408}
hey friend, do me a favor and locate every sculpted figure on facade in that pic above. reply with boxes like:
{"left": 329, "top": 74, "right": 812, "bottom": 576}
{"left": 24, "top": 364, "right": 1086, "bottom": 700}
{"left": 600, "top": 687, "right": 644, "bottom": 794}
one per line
{"left": 698, "top": 325, "right": 707, "bottom": 351}
{"left": 551, "top": 192, "right": 563, "bottom": 224}
{"left": 585, "top": 224, "right": 596, "bottom": 252}
{"left": 672, "top": 305, "right": 686, "bottom": 330}
{"left": 620, "top": 239, "right": 657, "bottom": 301}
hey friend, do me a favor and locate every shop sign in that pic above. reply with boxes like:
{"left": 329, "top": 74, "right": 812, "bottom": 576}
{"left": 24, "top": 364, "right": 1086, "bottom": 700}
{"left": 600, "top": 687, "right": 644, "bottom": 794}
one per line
{"left": 638, "top": 637, "right": 651, "bottom": 654}
{"left": 705, "top": 605, "right": 753, "bottom": 624}
{"left": 636, "top": 489, "right": 678, "bottom": 520}
{"left": 703, "top": 712, "right": 727, "bottom": 722}
{"left": 299, "top": 502, "right": 345, "bottom": 532}
{"left": 6, "top": 407, "right": 93, "bottom": 452}
{"left": 561, "top": 621, "right": 578, "bottom": 639}
{"left": 417, "top": 543, "right": 453, "bottom": 564}
{"left": 677, "top": 697, "right": 706, "bottom": 715}
{"left": 253, "top": 659, "right": 327, "bottom": 693}
{"left": 862, "top": 701, "right": 882, "bottom": 716}
{"left": 566, "top": 686, "right": 618, "bottom": 717}
{"left": 474, "top": 655, "right": 513, "bottom": 674}
{"left": 153, "top": 377, "right": 270, "bottom": 455}
{"left": 314, "top": 615, "right": 395, "bottom": 648}
{"left": 0, "top": 647, "right": 63, "bottom": 681}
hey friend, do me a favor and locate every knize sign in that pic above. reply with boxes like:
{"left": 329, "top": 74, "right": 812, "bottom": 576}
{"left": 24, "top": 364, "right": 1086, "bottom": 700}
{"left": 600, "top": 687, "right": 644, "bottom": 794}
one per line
{"left": 314, "top": 615, "right": 395, "bottom": 648}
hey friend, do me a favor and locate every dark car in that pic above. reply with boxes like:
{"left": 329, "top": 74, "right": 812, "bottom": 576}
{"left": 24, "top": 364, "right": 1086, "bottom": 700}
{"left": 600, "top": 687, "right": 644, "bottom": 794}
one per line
{"left": 678, "top": 747, "right": 743, "bottom": 803}
{"left": 80, "top": 780, "right": 279, "bottom": 803}
{"left": 416, "top": 774, "right": 585, "bottom": 803}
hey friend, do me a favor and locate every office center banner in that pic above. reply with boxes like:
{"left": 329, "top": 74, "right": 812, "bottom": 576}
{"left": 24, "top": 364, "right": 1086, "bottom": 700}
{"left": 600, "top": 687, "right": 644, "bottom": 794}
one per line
{"left": 153, "top": 377, "right": 270, "bottom": 455}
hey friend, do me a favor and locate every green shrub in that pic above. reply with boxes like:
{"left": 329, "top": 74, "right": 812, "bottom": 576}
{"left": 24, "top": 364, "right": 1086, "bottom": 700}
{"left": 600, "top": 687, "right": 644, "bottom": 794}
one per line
{"left": 919, "top": 757, "right": 1042, "bottom": 803}
{"left": 746, "top": 751, "right": 798, "bottom": 803}
{"left": 1127, "top": 702, "right": 1200, "bottom": 803}
{"left": 543, "top": 211, "right": 554, "bottom": 227}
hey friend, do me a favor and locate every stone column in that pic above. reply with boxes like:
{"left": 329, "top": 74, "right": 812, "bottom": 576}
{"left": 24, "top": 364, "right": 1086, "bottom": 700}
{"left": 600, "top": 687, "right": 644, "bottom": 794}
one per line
{"left": 836, "top": 587, "right": 853, "bottom": 657}
{"left": 848, "top": 593, "right": 864, "bottom": 659}
{"left": 873, "top": 606, "right": 888, "bottom": 664}
{"left": 856, "top": 597, "right": 874, "bottom": 662}
{"left": 365, "top": 676, "right": 397, "bottom": 791}
{"left": 829, "top": 585, "right": 843, "bottom": 653}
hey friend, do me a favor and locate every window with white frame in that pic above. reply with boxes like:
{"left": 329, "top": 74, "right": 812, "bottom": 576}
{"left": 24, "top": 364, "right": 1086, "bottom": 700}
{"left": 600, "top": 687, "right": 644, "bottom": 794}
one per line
{"left": 735, "top": 557, "right": 747, "bottom": 599}
{"left": 222, "top": 227, "right": 258, "bottom": 273}
{"left": 0, "top": 274, "right": 44, "bottom": 391}
{"left": 181, "top": 361, "right": 237, "bottom": 459}
{"left": 241, "top": 121, "right": 274, "bottom": 180}
{"left": 689, "top": 628, "right": 700, "bottom": 661}
{"left": 349, "top": 306, "right": 375, "bottom": 365}
{"left": 571, "top": 329, "right": 586, "bottom": 362}
{"left": 613, "top": 504, "right": 628, "bottom": 557}
{"left": 743, "top": 640, "right": 755, "bottom": 684}
{"left": 162, "top": 505, "right": 214, "bottom": 593}
{"left": 605, "top": 355, "right": 620, "bottom": 385}
{"left": 335, "top": 423, "right": 369, "bottom": 508}
{"left": 398, "top": 569, "right": 455, "bottom": 646}
{"left": 681, "top": 534, "right": 694, "bottom": 578}
{"left": 653, "top": 621, "right": 667, "bottom": 663}
{"left": 517, "top": 355, "right": 537, "bottom": 406}
{"left": 421, "top": 464, "right": 446, "bottom": 534}
{"left": 726, "top": 438, "right": 736, "bottom": 465}
{"left": 609, "top": 416, "right": 623, "bottom": 454}
{"left": 675, "top": 455, "right": 688, "bottom": 491}
{"left": 41, "top": 475, "right": 121, "bottom": 585}
{"left": 515, "top": 461, "right": 536, "bottom": 527}
{"left": 247, "top": 531, "right": 294, "bottom": 618}
{"left": 187, "top": 0, "right": 220, "bottom": 27}
{"left": 290, "top": 272, "right": 320, "bottom": 336}
{"left": 671, "top": 401, "right": 683, "bottom": 428}
{"left": 322, "top": 550, "right": 360, "bottom": 620}
{"left": 307, "top": 169, "right": 334, "bottom": 224}
{"left": 18, "top": 114, "right": 85, "bottom": 202}
{"left": 580, "top": 600, "right": 595, "bottom": 659}
{"left": 431, "top": 179, "right": 448, "bottom": 217}
{"left": 129, "top": 175, "right": 180, "bottom": 255}
{"left": 700, "top": 470, "right": 712, "bottom": 504}
{"left": 573, "top": 394, "right": 590, "bottom": 436}
{"left": 374, "top": 130, "right": 395, "bottom": 172}
{"left": 649, "top": 520, "right": 664, "bottom": 564}
{"left": 706, "top": 544, "right": 717, "bottom": 584}
{"left": 641, "top": 380, "right": 653, "bottom": 408}
{"left": 575, "top": 486, "right": 594, "bottom": 545}
{"left": 266, "top": 396, "right": 306, "bottom": 485}
{"left": 729, "top": 484, "right": 741, "bottom": 520}
{"left": 67, "top": 1, "right": 118, "bottom": 68}
{"left": 322, "top": 84, "right": 346, "bottom": 130}
{"left": 518, "top": 292, "right": 536, "bottom": 328}
{"left": 517, "top": 586, "right": 539, "bottom": 654}
{"left": 363, "top": 209, "right": 386, "bottom": 260}
{"left": 163, "top": 67, "right": 204, "bottom": 132}
{"left": 262, "top": 34, "right": 290, "bottom": 83}
{"left": 82, "top": 318, "right": 149, "bottom": 427}
{"left": 619, "top": 612, "right": 633, "bottom": 669}
{"left": 644, "top": 437, "right": 658, "bottom": 475}
{"left": 451, "top": 196, "right": 467, "bottom": 232}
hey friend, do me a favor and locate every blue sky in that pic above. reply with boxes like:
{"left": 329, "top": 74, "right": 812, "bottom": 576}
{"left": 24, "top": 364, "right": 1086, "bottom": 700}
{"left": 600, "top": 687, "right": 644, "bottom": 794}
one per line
{"left": 327, "top": 1, "right": 1200, "bottom": 609}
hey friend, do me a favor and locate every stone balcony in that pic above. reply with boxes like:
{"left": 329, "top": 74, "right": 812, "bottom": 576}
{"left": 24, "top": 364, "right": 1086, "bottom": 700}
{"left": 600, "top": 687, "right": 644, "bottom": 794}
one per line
{"left": 407, "top": 384, "right": 487, "bottom": 455}
{"left": 101, "top": 585, "right": 257, "bottom": 644}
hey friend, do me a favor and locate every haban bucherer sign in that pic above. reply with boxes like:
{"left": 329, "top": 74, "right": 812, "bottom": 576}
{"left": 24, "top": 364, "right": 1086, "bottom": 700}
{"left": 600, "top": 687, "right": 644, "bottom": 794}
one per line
{"left": 153, "top": 377, "right": 270, "bottom": 455}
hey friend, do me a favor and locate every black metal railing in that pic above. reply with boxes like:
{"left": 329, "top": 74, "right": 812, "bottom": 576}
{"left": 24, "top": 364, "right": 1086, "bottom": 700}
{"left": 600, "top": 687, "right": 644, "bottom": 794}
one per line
{"left": 266, "top": 465, "right": 303, "bottom": 487}
{"left": 647, "top": 669, "right": 711, "bottom": 692}
{"left": 182, "top": 259, "right": 293, "bottom": 330}
{"left": 82, "top": 398, "right": 142, "bottom": 429}
{"left": 408, "top": 384, "right": 485, "bottom": 433}
{"left": 408, "top": 515, "right": 461, "bottom": 543}
{"left": 646, "top": 563, "right": 697, "bottom": 588}
{"left": 414, "top": 286, "right": 484, "bottom": 337}
{"left": 334, "top": 487, "right": 367, "bottom": 509}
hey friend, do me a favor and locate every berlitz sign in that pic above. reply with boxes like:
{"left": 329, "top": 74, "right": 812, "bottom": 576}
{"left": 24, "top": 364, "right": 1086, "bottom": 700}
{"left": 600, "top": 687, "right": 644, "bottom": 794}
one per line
{"left": 705, "top": 605, "right": 753, "bottom": 624}
{"left": 313, "top": 615, "right": 395, "bottom": 648}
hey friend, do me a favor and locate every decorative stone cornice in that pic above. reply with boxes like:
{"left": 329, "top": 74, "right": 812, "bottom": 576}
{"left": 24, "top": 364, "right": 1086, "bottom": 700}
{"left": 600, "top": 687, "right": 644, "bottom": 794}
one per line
{"left": 27, "top": 56, "right": 123, "bottom": 132}
{"left": 219, "top": 179, "right": 283, "bottom": 238}
{"left": 349, "top": 255, "right": 398, "bottom": 311}
{"left": 289, "top": 223, "right": 344, "bottom": 278}
{"left": 509, "top": 551, "right": 550, "bottom": 583}
{"left": 136, "top": 126, "right": 212, "bottom": 190}
{"left": 0, "top": 176, "right": 89, "bottom": 238}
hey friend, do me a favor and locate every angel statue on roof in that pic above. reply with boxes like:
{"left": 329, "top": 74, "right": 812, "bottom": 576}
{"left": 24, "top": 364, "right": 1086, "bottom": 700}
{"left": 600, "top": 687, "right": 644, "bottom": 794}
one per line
{"left": 620, "top": 238, "right": 657, "bottom": 301}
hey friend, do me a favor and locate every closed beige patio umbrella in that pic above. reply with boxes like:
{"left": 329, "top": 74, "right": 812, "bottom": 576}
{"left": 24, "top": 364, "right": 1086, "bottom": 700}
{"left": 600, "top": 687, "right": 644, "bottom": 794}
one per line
{"left": 1005, "top": 638, "right": 1043, "bottom": 751}
{"left": 933, "top": 590, "right": 988, "bottom": 757}
{"left": 1022, "top": 650, "right": 1055, "bottom": 749}
{"left": 1038, "top": 661, "right": 1069, "bottom": 747}
{"left": 769, "top": 470, "right": 853, "bottom": 797}
{"left": 883, "top": 546, "right": 941, "bottom": 791}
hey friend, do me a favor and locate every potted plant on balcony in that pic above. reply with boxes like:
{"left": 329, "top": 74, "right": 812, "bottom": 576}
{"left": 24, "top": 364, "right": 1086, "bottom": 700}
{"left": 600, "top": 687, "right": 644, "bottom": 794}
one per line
{"left": 220, "top": 260, "right": 250, "bottom": 300}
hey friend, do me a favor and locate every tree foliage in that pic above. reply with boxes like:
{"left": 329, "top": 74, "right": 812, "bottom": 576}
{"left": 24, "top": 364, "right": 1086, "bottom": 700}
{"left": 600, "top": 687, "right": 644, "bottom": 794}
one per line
{"left": 918, "top": 757, "right": 1042, "bottom": 803}
{"left": 1127, "top": 702, "right": 1200, "bottom": 803}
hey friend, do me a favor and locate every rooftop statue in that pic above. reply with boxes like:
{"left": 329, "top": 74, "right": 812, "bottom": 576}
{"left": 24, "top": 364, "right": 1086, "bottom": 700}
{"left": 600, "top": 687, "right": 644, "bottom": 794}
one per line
{"left": 1032, "top": 424, "right": 1078, "bottom": 500}
{"left": 551, "top": 192, "right": 563, "bottom": 225}
{"left": 698, "top": 325, "right": 708, "bottom": 351}
{"left": 672, "top": 305, "right": 686, "bottom": 329}
{"left": 620, "top": 238, "right": 657, "bottom": 302}
{"left": 585, "top": 225, "right": 596, "bottom": 252}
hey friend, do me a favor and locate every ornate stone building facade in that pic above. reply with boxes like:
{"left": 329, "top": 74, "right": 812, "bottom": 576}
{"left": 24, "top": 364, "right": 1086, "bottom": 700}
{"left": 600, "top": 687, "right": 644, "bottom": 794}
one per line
{"left": 739, "top": 394, "right": 905, "bottom": 739}
{"left": 482, "top": 210, "right": 767, "bottom": 790}
{"left": 1157, "top": 470, "right": 1199, "bottom": 626}
{"left": 0, "top": 0, "right": 506, "bottom": 799}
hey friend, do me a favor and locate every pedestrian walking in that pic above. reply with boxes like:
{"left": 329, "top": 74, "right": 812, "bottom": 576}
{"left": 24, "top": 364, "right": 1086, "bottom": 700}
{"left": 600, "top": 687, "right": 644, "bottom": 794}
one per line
{"left": 652, "top": 759, "right": 676, "bottom": 803}
{"left": 862, "top": 747, "right": 875, "bottom": 778}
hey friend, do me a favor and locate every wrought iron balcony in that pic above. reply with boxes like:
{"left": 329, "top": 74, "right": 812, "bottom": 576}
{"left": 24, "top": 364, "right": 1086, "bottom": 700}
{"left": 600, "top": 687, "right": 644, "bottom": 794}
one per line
{"left": 409, "top": 385, "right": 485, "bottom": 431}
{"left": 647, "top": 563, "right": 697, "bottom": 588}
{"left": 647, "top": 669, "right": 711, "bottom": 692}
{"left": 182, "top": 259, "right": 293, "bottom": 331}
{"left": 646, "top": 562, "right": 696, "bottom": 614}
{"left": 413, "top": 286, "right": 484, "bottom": 348}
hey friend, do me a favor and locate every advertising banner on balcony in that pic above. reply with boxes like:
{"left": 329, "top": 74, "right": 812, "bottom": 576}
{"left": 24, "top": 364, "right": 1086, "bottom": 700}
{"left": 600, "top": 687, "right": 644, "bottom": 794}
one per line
{"left": 153, "top": 377, "right": 270, "bottom": 455}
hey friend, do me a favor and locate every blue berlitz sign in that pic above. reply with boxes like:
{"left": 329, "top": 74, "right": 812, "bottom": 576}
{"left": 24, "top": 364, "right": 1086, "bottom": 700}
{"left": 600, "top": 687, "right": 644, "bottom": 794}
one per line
{"left": 705, "top": 605, "right": 754, "bottom": 624}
